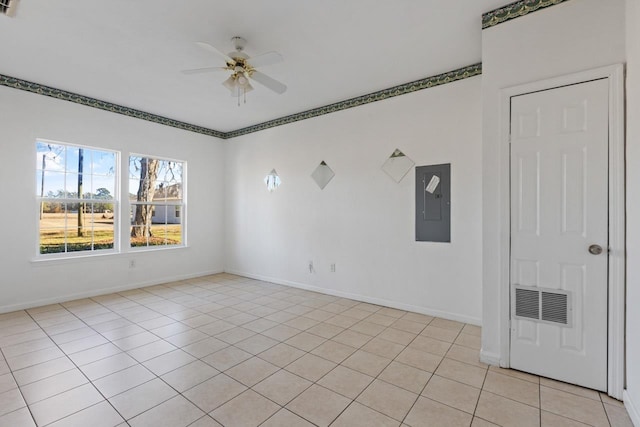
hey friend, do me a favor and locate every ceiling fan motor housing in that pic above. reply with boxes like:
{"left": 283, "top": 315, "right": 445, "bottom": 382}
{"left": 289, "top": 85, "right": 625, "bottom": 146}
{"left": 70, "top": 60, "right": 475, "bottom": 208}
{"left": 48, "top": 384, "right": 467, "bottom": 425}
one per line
{"left": 185, "top": 36, "right": 287, "bottom": 97}
{"left": 231, "top": 36, "right": 247, "bottom": 52}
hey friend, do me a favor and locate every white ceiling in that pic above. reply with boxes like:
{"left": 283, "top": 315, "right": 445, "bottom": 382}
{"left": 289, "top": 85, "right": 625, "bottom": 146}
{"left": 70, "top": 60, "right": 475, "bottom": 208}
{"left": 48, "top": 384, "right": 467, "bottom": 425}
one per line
{"left": 0, "top": 0, "right": 507, "bottom": 133}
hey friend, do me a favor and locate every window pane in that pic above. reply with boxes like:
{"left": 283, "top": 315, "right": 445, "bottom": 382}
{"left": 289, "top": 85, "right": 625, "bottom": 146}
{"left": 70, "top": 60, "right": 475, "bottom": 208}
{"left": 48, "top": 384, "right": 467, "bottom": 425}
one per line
{"left": 129, "top": 156, "right": 142, "bottom": 179}
{"left": 36, "top": 142, "right": 66, "bottom": 172}
{"left": 129, "top": 155, "right": 184, "bottom": 249}
{"left": 130, "top": 204, "right": 154, "bottom": 247}
{"left": 170, "top": 225, "right": 183, "bottom": 246}
{"left": 65, "top": 173, "right": 82, "bottom": 198}
{"left": 154, "top": 182, "right": 167, "bottom": 201}
{"left": 91, "top": 176, "right": 115, "bottom": 200}
{"left": 92, "top": 151, "right": 116, "bottom": 177}
{"left": 129, "top": 178, "right": 141, "bottom": 202}
{"left": 148, "top": 224, "right": 183, "bottom": 247}
{"left": 39, "top": 228, "right": 67, "bottom": 254}
{"left": 65, "top": 146, "right": 81, "bottom": 173}
{"left": 38, "top": 171, "right": 66, "bottom": 197}
{"left": 165, "top": 205, "right": 181, "bottom": 225}
{"left": 92, "top": 203, "right": 115, "bottom": 251}
{"left": 66, "top": 237, "right": 93, "bottom": 252}
{"left": 36, "top": 141, "right": 118, "bottom": 256}
{"left": 130, "top": 225, "right": 148, "bottom": 247}
{"left": 164, "top": 182, "right": 182, "bottom": 201}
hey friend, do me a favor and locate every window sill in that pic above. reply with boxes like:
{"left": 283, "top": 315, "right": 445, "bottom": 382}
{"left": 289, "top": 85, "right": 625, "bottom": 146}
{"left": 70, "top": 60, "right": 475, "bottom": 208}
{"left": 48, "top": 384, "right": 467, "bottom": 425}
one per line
{"left": 128, "top": 245, "right": 187, "bottom": 254}
{"left": 31, "top": 245, "right": 188, "bottom": 264}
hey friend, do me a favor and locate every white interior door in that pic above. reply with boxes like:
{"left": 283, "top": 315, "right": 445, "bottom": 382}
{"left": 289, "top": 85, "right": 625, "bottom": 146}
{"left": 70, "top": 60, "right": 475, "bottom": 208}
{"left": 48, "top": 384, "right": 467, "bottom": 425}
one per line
{"left": 510, "top": 79, "right": 609, "bottom": 391}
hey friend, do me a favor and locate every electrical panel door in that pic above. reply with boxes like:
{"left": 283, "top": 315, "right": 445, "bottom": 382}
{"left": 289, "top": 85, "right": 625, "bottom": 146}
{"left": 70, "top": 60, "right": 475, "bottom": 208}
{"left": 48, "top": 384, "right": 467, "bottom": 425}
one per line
{"left": 415, "top": 164, "right": 450, "bottom": 242}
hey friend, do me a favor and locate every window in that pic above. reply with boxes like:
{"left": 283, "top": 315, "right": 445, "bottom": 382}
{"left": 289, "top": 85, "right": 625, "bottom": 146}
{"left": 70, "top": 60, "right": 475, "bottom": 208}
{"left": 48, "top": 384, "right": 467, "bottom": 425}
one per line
{"left": 36, "top": 141, "right": 117, "bottom": 255}
{"left": 129, "top": 155, "right": 184, "bottom": 248}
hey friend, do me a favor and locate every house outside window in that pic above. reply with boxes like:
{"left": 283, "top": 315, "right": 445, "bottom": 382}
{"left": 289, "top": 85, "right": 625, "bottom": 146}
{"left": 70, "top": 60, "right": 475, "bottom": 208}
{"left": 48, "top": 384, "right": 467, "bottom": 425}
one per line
{"left": 129, "top": 155, "right": 185, "bottom": 248}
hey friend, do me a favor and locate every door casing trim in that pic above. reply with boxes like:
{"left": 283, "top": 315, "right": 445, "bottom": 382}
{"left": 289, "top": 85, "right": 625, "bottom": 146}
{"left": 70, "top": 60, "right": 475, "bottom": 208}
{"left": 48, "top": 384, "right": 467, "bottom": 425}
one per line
{"left": 496, "top": 64, "right": 625, "bottom": 398}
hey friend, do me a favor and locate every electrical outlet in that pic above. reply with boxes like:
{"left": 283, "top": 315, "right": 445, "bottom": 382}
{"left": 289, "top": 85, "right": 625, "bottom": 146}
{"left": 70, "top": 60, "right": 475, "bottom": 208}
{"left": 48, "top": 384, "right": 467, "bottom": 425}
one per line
{"left": 129, "top": 259, "right": 136, "bottom": 268}
{"left": 330, "top": 263, "right": 336, "bottom": 273}
{"left": 308, "top": 261, "right": 314, "bottom": 273}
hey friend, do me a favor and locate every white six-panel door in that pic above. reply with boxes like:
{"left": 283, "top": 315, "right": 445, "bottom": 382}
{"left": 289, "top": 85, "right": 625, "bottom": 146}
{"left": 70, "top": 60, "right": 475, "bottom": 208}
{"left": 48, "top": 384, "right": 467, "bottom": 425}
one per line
{"left": 510, "top": 79, "right": 609, "bottom": 391}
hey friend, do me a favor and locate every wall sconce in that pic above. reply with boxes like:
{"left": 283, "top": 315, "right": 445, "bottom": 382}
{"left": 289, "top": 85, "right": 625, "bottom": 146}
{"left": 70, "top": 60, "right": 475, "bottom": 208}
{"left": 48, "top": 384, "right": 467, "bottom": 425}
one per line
{"left": 264, "top": 169, "right": 281, "bottom": 192}
{"left": 382, "top": 148, "right": 415, "bottom": 183}
{"left": 311, "top": 161, "right": 335, "bottom": 190}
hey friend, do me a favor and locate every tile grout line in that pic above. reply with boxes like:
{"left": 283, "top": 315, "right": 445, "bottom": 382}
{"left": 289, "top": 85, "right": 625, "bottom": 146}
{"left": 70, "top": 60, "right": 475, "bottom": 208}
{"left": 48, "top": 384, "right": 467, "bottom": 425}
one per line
{"left": 80, "top": 279, "right": 346, "bottom": 424}
{"left": 343, "top": 319, "right": 432, "bottom": 426}
{"left": 471, "top": 354, "right": 491, "bottom": 425}
{"left": 176, "top": 292, "right": 400, "bottom": 424}
{"left": 21, "top": 308, "right": 135, "bottom": 427}
{"left": 0, "top": 346, "right": 39, "bottom": 426}
{"left": 7, "top": 274, "right": 622, "bottom": 426}
{"left": 398, "top": 318, "right": 470, "bottom": 425}
{"left": 24, "top": 290, "right": 468, "bottom": 425}
{"left": 302, "top": 312, "right": 446, "bottom": 425}
{"left": 5, "top": 276, "right": 489, "bottom": 427}
{"left": 41, "top": 282, "right": 294, "bottom": 424}
{"left": 203, "top": 302, "right": 384, "bottom": 423}
{"left": 539, "top": 374, "right": 543, "bottom": 427}
{"left": 23, "top": 299, "right": 204, "bottom": 424}
{"left": 79, "top": 285, "right": 271, "bottom": 424}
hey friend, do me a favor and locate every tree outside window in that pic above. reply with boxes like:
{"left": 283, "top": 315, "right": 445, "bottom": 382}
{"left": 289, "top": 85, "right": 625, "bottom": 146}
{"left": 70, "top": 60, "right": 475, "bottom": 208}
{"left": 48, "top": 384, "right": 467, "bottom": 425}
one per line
{"left": 129, "top": 155, "right": 184, "bottom": 248}
{"left": 36, "top": 141, "right": 117, "bottom": 255}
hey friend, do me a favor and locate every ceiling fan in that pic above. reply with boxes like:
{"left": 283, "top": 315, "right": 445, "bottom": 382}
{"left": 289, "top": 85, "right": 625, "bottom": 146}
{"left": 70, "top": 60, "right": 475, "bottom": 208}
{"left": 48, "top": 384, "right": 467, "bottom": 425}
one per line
{"left": 182, "top": 36, "right": 287, "bottom": 105}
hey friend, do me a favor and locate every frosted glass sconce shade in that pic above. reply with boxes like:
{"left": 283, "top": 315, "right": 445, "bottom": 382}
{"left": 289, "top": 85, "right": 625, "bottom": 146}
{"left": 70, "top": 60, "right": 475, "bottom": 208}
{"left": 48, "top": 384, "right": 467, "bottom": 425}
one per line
{"left": 264, "top": 169, "right": 281, "bottom": 192}
{"left": 382, "top": 148, "right": 415, "bottom": 183}
{"left": 311, "top": 161, "right": 335, "bottom": 190}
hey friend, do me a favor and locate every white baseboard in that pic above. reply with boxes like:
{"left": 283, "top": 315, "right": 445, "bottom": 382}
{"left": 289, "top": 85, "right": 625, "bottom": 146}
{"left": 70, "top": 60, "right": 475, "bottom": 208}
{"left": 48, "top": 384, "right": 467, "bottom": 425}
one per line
{"left": 225, "top": 269, "right": 482, "bottom": 326}
{"left": 624, "top": 390, "right": 640, "bottom": 427}
{"left": 479, "top": 350, "right": 502, "bottom": 367}
{"left": 0, "top": 269, "right": 224, "bottom": 314}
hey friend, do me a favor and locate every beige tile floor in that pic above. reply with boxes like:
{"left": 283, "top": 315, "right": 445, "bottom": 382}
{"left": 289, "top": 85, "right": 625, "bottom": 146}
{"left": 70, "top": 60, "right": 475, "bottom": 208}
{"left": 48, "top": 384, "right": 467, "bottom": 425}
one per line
{"left": 0, "top": 274, "right": 634, "bottom": 427}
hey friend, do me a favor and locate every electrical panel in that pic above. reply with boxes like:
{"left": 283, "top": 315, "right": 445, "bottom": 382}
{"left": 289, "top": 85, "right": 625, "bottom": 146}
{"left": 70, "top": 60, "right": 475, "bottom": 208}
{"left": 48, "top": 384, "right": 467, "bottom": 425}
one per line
{"left": 415, "top": 163, "right": 451, "bottom": 242}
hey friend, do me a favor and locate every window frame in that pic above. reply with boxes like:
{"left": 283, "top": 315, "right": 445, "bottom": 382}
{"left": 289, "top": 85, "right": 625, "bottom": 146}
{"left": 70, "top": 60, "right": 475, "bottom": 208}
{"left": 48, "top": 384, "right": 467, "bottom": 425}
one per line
{"left": 35, "top": 139, "right": 120, "bottom": 259}
{"left": 128, "top": 153, "right": 186, "bottom": 251}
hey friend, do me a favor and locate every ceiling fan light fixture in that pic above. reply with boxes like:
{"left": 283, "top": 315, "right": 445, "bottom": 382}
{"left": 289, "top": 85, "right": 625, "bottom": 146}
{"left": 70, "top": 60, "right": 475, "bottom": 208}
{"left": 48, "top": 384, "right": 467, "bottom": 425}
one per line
{"left": 190, "top": 36, "right": 286, "bottom": 106}
{"left": 222, "top": 75, "right": 237, "bottom": 92}
{"left": 230, "top": 80, "right": 254, "bottom": 96}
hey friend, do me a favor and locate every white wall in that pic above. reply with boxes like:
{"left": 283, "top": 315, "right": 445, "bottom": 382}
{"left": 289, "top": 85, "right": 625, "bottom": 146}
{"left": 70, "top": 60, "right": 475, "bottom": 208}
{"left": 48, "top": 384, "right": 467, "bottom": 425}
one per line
{"left": 625, "top": 0, "right": 640, "bottom": 423}
{"left": 225, "top": 76, "right": 484, "bottom": 324}
{"left": 0, "top": 86, "right": 226, "bottom": 313}
{"left": 480, "top": 0, "right": 626, "bottom": 364}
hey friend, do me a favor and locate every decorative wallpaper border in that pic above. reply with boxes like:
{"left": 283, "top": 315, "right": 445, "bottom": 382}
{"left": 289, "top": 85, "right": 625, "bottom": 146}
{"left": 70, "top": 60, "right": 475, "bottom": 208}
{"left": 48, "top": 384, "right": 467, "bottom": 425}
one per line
{"left": 1, "top": 63, "right": 482, "bottom": 140}
{"left": 0, "top": 74, "right": 226, "bottom": 139}
{"left": 482, "top": 0, "right": 571, "bottom": 29}
{"left": 225, "top": 63, "right": 482, "bottom": 139}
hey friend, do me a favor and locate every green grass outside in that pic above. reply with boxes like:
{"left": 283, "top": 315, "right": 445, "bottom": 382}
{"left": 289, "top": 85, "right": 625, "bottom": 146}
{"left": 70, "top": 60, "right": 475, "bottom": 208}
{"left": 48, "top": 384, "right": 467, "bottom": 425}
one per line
{"left": 130, "top": 225, "right": 182, "bottom": 247}
{"left": 40, "top": 225, "right": 182, "bottom": 253}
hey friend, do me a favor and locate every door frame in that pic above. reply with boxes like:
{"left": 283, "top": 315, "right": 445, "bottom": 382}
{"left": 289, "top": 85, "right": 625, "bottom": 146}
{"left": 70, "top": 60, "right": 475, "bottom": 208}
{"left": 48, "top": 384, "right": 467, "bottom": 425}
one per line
{"left": 497, "top": 64, "right": 625, "bottom": 398}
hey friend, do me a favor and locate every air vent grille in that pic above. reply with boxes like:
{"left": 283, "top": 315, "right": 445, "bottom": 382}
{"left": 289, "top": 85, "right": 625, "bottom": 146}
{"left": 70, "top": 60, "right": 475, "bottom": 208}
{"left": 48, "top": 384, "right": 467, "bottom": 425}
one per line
{"left": 513, "top": 285, "right": 571, "bottom": 326}
{"left": 515, "top": 288, "right": 539, "bottom": 319}
{"left": 1, "top": 0, "right": 16, "bottom": 15}
{"left": 541, "top": 291, "right": 568, "bottom": 324}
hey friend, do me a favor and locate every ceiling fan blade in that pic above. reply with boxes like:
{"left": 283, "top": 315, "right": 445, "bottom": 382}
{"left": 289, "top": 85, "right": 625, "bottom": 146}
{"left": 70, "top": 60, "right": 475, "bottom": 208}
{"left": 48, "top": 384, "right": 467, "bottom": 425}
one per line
{"left": 250, "top": 71, "right": 287, "bottom": 94}
{"left": 181, "top": 66, "right": 228, "bottom": 75}
{"left": 195, "top": 41, "right": 236, "bottom": 66}
{"left": 246, "top": 51, "right": 284, "bottom": 68}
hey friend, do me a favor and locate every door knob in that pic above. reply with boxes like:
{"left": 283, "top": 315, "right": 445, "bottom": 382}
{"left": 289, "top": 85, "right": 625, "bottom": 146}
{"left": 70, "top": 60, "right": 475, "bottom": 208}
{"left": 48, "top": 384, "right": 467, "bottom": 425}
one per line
{"left": 588, "top": 244, "right": 603, "bottom": 255}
